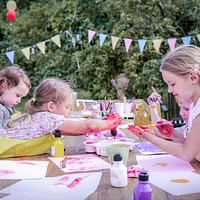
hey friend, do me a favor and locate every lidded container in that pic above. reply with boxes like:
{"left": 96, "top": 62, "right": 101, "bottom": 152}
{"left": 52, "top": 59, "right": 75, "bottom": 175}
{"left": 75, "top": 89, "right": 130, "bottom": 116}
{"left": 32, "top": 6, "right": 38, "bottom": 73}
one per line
{"left": 134, "top": 170, "right": 153, "bottom": 200}
{"left": 110, "top": 153, "right": 128, "bottom": 187}
{"left": 51, "top": 130, "right": 64, "bottom": 157}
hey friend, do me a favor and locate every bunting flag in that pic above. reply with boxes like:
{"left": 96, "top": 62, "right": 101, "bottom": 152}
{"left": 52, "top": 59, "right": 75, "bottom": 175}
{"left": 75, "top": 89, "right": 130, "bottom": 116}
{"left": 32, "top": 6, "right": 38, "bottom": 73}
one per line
{"left": 197, "top": 34, "right": 200, "bottom": 42}
{"left": 21, "top": 47, "right": 30, "bottom": 60}
{"left": 138, "top": 39, "right": 147, "bottom": 53}
{"left": 31, "top": 46, "right": 35, "bottom": 54}
{"left": 99, "top": 33, "right": 107, "bottom": 47}
{"left": 51, "top": 35, "right": 61, "bottom": 48}
{"left": 124, "top": 38, "right": 132, "bottom": 52}
{"left": 167, "top": 38, "right": 177, "bottom": 51}
{"left": 5, "top": 51, "right": 15, "bottom": 64}
{"left": 1, "top": 27, "right": 200, "bottom": 63}
{"left": 153, "top": 39, "right": 162, "bottom": 53}
{"left": 182, "top": 36, "right": 191, "bottom": 45}
{"left": 88, "top": 30, "right": 96, "bottom": 43}
{"left": 36, "top": 41, "right": 46, "bottom": 54}
{"left": 111, "top": 36, "right": 119, "bottom": 50}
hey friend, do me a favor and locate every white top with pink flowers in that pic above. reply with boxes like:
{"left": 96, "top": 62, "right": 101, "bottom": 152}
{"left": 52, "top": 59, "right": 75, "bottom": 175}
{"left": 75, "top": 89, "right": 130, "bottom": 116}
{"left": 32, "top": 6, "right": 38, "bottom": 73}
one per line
{"left": 0, "top": 112, "right": 67, "bottom": 140}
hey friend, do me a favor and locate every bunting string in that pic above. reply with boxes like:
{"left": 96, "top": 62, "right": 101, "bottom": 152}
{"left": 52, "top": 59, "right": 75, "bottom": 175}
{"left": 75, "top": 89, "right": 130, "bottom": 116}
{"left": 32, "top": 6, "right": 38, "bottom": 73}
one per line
{"left": 0, "top": 26, "right": 200, "bottom": 64}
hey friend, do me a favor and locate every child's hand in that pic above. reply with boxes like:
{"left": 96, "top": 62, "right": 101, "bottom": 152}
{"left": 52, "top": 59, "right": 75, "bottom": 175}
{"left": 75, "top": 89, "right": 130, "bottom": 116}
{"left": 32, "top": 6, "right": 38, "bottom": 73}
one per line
{"left": 103, "top": 113, "right": 121, "bottom": 130}
{"left": 156, "top": 120, "right": 173, "bottom": 137}
{"left": 147, "top": 92, "right": 161, "bottom": 108}
{"left": 128, "top": 125, "right": 154, "bottom": 136}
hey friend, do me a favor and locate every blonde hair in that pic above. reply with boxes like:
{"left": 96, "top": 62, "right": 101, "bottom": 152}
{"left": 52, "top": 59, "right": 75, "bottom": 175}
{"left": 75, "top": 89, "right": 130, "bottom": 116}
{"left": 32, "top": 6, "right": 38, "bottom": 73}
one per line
{"left": 0, "top": 65, "right": 31, "bottom": 95}
{"left": 160, "top": 45, "right": 200, "bottom": 77}
{"left": 6, "top": 78, "right": 74, "bottom": 128}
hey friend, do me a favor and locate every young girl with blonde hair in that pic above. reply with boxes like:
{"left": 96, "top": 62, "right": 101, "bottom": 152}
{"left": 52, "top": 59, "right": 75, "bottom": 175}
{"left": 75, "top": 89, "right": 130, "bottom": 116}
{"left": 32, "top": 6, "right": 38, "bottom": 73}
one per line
{"left": 129, "top": 45, "right": 200, "bottom": 162}
{"left": 1, "top": 78, "right": 121, "bottom": 140}
{"left": 0, "top": 66, "right": 31, "bottom": 129}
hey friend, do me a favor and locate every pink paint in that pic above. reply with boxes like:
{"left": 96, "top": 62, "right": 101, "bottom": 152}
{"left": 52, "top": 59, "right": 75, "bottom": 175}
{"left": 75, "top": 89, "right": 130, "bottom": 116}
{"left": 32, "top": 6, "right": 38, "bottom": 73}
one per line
{"left": 67, "top": 177, "right": 83, "bottom": 188}
{"left": 0, "top": 170, "right": 15, "bottom": 174}
{"left": 55, "top": 175, "right": 70, "bottom": 185}
{"left": 17, "top": 161, "right": 36, "bottom": 165}
{"left": 18, "top": 157, "right": 26, "bottom": 160}
{"left": 85, "top": 141, "right": 95, "bottom": 144}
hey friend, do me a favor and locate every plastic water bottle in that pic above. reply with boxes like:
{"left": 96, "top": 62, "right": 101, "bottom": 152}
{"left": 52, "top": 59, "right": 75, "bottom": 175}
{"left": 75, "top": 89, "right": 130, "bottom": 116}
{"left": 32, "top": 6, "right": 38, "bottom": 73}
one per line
{"left": 134, "top": 171, "right": 153, "bottom": 200}
{"left": 51, "top": 130, "right": 64, "bottom": 157}
{"left": 110, "top": 153, "right": 128, "bottom": 187}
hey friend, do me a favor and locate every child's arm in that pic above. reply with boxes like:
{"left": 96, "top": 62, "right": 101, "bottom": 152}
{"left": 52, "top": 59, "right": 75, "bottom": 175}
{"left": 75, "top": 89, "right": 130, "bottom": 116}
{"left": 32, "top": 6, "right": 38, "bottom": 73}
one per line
{"left": 58, "top": 113, "right": 121, "bottom": 136}
{"left": 147, "top": 92, "right": 162, "bottom": 123}
{"left": 128, "top": 116, "right": 200, "bottom": 161}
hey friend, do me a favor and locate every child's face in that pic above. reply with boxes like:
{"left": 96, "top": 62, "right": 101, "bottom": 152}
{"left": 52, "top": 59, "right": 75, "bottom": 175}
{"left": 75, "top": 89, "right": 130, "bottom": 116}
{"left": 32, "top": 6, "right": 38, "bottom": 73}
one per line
{"left": 0, "top": 80, "right": 29, "bottom": 107}
{"left": 179, "top": 105, "right": 190, "bottom": 123}
{"left": 161, "top": 70, "right": 193, "bottom": 104}
{"left": 53, "top": 100, "right": 72, "bottom": 118}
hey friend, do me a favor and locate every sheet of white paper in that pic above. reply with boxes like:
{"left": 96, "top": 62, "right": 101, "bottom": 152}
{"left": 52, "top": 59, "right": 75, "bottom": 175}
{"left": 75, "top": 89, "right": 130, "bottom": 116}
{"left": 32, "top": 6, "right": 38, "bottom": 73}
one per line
{"left": 133, "top": 142, "right": 166, "bottom": 155}
{"left": 136, "top": 155, "right": 194, "bottom": 171}
{"left": 0, "top": 160, "right": 49, "bottom": 179}
{"left": 0, "top": 192, "right": 58, "bottom": 200}
{"left": 0, "top": 172, "right": 102, "bottom": 200}
{"left": 48, "top": 154, "right": 110, "bottom": 172}
{"left": 149, "top": 171, "right": 200, "bottom": 196}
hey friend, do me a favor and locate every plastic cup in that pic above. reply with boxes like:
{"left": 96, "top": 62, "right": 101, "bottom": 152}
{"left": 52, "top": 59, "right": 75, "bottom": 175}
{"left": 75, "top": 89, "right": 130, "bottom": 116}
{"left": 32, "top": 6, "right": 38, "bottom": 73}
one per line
{"left": 124, "top": 103, "right": 132, "bottom": 114}
{"left": 115, "top": 103, "right": 125, "bottom": 115}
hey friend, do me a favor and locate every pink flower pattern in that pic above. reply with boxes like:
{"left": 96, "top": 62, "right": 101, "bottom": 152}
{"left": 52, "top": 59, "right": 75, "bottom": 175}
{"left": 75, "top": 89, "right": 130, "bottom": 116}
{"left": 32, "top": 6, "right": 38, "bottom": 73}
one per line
{"left": 0, "top": 112, "right": 67, "bottom": 140}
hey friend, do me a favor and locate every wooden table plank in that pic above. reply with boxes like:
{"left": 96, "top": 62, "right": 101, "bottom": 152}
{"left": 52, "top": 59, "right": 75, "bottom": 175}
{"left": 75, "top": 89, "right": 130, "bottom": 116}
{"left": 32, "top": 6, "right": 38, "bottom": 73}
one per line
{"left": 0, "top": 133, "right": 200, "bottom": 200}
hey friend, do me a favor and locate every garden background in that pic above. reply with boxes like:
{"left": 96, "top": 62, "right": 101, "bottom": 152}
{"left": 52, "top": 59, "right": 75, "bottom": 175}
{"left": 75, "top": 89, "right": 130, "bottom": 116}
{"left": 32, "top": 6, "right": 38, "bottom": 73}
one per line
{"left": 0, "top": 0, "right": 200, "bottom": 118}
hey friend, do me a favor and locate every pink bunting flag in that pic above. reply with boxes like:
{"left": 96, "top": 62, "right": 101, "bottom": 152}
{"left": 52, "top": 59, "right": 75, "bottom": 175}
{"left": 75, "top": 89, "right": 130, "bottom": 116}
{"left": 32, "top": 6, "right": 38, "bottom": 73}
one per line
{"left": 88, "top": 30, "right": 96, "bottom": 44}
{"left": 167, "top": 38, "right": 177, "bottom": 51}
{"left": 124, "top": 38, "right": 132, "bottom": 53}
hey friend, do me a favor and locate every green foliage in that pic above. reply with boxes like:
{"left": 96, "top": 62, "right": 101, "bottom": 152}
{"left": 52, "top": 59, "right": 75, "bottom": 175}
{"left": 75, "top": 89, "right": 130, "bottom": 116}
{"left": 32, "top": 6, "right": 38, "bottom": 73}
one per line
{"left": 0, "top": 0, "right": 200, "bottom": 104}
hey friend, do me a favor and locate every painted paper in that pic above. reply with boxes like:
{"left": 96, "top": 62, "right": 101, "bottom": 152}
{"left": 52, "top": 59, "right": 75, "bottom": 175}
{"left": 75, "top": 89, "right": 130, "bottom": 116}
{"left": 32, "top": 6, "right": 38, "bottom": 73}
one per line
{"left": 0, "top": 160, "right": 49, "bottom": 179}
{"left": 0, "top": 172, "right": 102, "bottom": 200}
{"left": 136, "top": 154, "right": 194, "bottom": 172}
{"left": 133, "top": 142, "right": 166, "bottom": 155}
{"left": 48, "top": 154, "right": 111, "bottom": 173}
{"left": 149, "top": 171, "right": 200, "bottom": 196}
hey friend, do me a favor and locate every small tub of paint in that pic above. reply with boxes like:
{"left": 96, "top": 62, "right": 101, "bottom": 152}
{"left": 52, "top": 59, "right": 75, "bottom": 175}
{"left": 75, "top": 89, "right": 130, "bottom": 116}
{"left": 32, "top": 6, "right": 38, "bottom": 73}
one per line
{"left": 83, "top": 141, "right": 97, "bottom": 153}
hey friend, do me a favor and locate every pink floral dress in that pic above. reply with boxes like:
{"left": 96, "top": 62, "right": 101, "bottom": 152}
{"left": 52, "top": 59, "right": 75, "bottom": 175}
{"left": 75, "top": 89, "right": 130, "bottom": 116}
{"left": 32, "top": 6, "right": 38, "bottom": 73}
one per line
{"left": 0, "top": 112, "right": 67, "bottom": 140}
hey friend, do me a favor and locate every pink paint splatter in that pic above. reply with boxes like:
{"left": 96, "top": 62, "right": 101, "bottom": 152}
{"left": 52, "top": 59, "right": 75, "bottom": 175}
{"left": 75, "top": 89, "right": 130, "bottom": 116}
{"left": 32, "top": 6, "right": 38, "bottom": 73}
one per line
{"left": 17, "top": 161, "right": 36, "bottom": 165}
{"left": 0, "top": 170, "right": 15, "bottom": 175}
{"left": 55, "top": 175, "right": 90, "bottom": 188}
{"left": 67, "top": 177, "right": 84, "bottom": 188}
{"left": 55, "top": 175, "right": 70, "bottom": 185}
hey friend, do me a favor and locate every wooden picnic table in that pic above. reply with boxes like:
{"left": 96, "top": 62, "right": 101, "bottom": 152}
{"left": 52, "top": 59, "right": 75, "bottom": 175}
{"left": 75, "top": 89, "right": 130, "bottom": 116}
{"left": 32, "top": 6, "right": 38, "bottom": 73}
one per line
{"left": 0, "top": 126, "right": 200, "bottom": 200}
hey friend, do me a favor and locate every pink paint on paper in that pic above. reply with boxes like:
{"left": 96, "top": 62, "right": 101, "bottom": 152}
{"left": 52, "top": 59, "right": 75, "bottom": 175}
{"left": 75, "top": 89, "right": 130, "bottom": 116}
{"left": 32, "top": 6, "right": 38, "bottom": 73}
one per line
{"left": 17, "top": 161, "right": 36, "bottom": 166}
{"left": 67, "top": 175, "right": 90, "bottom": 188}
{"left": 55, "top": 175, "right": 70, "bottom": 185}
{"left": 0, "top": 170, "right": 15, "bottom": 175}
{"left": 67, "top": 177, "right": 84, "bottom": 188}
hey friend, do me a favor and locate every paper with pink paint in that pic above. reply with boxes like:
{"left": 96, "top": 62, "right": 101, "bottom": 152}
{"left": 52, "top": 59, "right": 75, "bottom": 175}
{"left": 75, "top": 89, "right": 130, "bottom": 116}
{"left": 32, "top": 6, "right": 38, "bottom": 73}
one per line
{"left": 0, "top": 160, "right": 49, "bottom": 179}
{"left": 48, "top": 154, "right": 110, "bottom": 172}
{"left": 136, "top": 155, "right": 194, "bottom": 172}
{"left": 0, "top": 172, "right": 102, "bottom": 200}
{"left": 149, "top": 171, "right": 200, "bottom": 195}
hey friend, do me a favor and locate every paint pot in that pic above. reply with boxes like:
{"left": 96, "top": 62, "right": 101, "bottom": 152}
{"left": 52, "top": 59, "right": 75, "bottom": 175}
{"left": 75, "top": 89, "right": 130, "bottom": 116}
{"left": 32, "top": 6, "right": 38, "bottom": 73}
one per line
{"left": 95, "top": 142, "right": 109, "bottom": 156}
{"left": 83, "top": 141, "right": 97, "bottom": 153}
